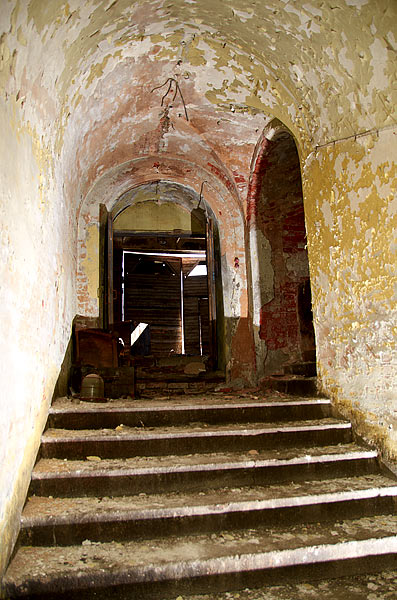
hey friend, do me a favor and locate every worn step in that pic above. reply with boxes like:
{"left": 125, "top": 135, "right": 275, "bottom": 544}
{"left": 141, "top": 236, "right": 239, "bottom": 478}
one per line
{"left": 172, "top": 570, "right": 397, "bottom": 600}
{"left": 136, "top": 382, "right": 220, "bottom": 397}
{"left": 40, "top": 418, "right": 352, "bottom": 459}
{"left": 5, "top": 515, "right": 397, "bottom": 599}
{"left": 20, "top": 474, "right": 397, "bottom": 546}
{"left": 284, "top": 362, "right": 317, "bottom": 377}
{"left": 48, "top": 396, "right": 333, "bottom": 429}
{"left": 29, "top": 444, "right": 379, "bottom": 497}
{"left": 135, "top": 367, "right": 223, "bottom": 382}
{"left": 263, "top": 376, "right": 318, "bottom": 396}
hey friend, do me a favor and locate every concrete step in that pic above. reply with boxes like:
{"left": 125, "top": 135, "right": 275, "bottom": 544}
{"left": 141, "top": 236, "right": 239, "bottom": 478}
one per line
{"left": 5, "top": 391, "right": 397, "bottom": 600}
{"left": 5, "top": 515, "right": 397, "bottom": 599}
{"left": 40, "top": 418, "right": 352, "bottom": 459}
{"left": 284, "top": 361, "right": 317, "bottom": 377}
{"left": 136, "top": 381, "right": 222, "bottom": 397}
{"left": 29, "top": 444, "right": 380, "bottom": 497}
{"left": 172, "top": 570, "right": 397, "bottom": 600}
{"left": 48, "top": 396, "right": 333, "bottom": 429}
{"left": 20, "top": 474, "right": 397, "bottom": 546}
{"left": 135, "top": 367, "right": 223, "bottom": 382}
{"left": 262, "top": 375, "right": 318, "bottom": 396}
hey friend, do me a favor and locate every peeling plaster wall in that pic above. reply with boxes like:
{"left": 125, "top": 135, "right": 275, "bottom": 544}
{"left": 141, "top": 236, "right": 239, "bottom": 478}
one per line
{"left": 1, "top": 0, "right": 396, "bottom": 578}
{"left": 0, "top": 61, "right": 76, "bottom": 580}
{"left": 0, "top": 1, "right": 77, "bottom": 576}
{"left": 303, "top": 127, "right": 397, "bottom": 459}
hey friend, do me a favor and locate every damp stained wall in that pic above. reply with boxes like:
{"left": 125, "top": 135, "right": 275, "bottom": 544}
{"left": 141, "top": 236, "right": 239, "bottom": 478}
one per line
{"left": 0, "top": 0, "right": 396, "bottom": 579}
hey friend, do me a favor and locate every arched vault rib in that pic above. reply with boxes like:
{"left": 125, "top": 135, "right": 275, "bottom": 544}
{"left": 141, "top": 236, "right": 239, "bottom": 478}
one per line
{"left": 77, "top": 154, "right": 247, "bottom": 321}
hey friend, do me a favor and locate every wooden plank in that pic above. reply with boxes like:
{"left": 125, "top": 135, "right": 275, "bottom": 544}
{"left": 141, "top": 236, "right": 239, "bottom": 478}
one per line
{"left": 107, "top": 212, "right": 114, "bottom": 327}
{"left": 123, "top": 255, "right": 182, "bottom": 356}
{"left": 206, "top": 217, "right": 217, "bottom": 365}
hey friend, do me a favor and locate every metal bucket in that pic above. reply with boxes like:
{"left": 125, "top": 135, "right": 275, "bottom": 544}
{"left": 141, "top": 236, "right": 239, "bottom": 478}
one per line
{"left": 80, "top": 373, "right": 105, "bottom": 401}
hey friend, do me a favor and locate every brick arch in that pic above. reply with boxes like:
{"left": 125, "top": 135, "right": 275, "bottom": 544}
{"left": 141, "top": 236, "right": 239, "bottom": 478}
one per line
{"left": 247, "top": 122, "right": 315, "bottom": 379}
{"left": 76, "top": 156, "right": 254, "bottom": 381}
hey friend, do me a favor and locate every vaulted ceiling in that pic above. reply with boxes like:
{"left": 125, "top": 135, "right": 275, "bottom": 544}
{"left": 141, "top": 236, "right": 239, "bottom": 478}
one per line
{"left": 2, "top": 0, "right": 396, "bottom": 218}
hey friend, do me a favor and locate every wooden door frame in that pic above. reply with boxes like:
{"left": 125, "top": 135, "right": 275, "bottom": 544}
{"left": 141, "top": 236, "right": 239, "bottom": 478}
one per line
{"left": 206, "top": 216, "right": 217, "bottom": 368}
{"left": 99, "top": 204, "right": 114, "bottom": 329}
{"left": 100, "top": 210, "right": 219, "bottom": 366}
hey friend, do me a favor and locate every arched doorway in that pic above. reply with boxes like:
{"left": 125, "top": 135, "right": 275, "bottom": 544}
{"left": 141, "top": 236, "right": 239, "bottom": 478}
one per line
{"left": 100, "top": 181, "right": 221, "bottom": 368}
{"left": 249, "top": 125, "right": 315, "bottom": 378}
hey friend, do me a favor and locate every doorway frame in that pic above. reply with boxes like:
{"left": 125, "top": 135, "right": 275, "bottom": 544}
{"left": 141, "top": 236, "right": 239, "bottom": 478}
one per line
{"left": 100, "top": 196, "right": 221, "bottom": 367}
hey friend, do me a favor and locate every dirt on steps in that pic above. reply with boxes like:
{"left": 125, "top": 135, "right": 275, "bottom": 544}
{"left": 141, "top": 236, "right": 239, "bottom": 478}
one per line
{"left": 163, "top": 569, "right": 397, "bottom": 600}
{"left": 3, "top": 389, "right": 397, "bottom": 599}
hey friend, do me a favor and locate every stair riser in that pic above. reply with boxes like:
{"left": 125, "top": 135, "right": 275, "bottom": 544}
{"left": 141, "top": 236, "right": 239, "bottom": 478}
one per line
{"left": 40, "top": 428, "right": 352, "bottom": 459}
{"left": 29, "top": 457, "right": 379, "bottom": 498}
{"left": 265, "top": 379, "right": 318, "bottom": 396}
{"left": 136, "top": 383, "right": 219, "bottom": 396}
{"left": 48, "top": 404, "right": 332, "bottom": 429}
{"left": 20, "top": 495, "right": 397, "bottom": 547}
{"left": 6, "top": 551, "right": 397, "bottom": 599}
{"left": 284, "top": 363, "right": 317, "bottom": 377}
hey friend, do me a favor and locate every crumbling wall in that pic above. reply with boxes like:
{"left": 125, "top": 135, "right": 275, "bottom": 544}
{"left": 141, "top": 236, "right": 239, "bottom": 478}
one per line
{"left": 1, "top": 0, "right": 396, "bottom": 579}
{"left": 0, "top": 1, "right": 82, "bottom": 576}
{"left": 303, "top": 128, "right": 397, "bottom": 459}
{"left": 250, "top": 133, "right": 312, "bottom": 376}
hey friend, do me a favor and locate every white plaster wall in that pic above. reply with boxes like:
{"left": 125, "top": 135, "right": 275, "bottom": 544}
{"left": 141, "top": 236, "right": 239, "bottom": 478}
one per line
{"left": 0, "top": 97, "right": 77, "bottom": 574}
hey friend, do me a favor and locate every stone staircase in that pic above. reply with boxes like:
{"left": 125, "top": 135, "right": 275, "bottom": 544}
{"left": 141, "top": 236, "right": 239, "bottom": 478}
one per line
{"left": 3, "top": 390, "right": 397, "bottom": 599}
{"left": 261, "top": 359, "right": 318, "bottom": 396}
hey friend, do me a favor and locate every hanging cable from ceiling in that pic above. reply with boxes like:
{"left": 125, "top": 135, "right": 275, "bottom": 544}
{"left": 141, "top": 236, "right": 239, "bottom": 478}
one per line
{"left": 150, "top": 77, "right": 189, "bottom": 121}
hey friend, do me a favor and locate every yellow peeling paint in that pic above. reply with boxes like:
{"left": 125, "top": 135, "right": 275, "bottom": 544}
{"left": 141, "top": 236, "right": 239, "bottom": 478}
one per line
{"left": 114, "top": 201, "right": 192, "bottom": 232}
{"left": 303, "top": 128, "right": 396, "bottom": 459}
{"left": 82, "top": 224, "right": 99, "bottom": 302}
{"left": 306, "top": 137, "right": 396, "bottom": 294}
{"left": 150, "top": 34, "right": 163, "bottom": 44}
{"left": 10, "top": 1, "right": 20, "bottom": 35}
{"left": 0, "top": 36, "right": 13, "bottom": 95}
{"left": 86, "top": 54, "right": 113, "bottom": 88}
{"left": 16, "top": 26, "right": 27, "bottom": 46}
{"left": 27, "top": 0, "right": 65, "bottom": 34}
{"left": 5, "top": 97, "right": 53, "bottom": 211}
{"left": 184, "top": 36, "right": 207, "bottom": 67}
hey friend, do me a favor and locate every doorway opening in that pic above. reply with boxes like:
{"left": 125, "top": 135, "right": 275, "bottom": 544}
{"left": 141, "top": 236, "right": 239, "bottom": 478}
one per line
{"left": 100, "top": 192, "right": 219, "bottom": 367}
{"left": 251, "top": 128, "right": 316, "bottom": 375}
{"left": 116, "top": 240, "right": 209, "bottom": 357}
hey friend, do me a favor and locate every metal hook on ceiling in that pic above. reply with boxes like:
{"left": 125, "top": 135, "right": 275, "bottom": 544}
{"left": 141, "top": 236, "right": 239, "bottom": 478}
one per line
{"left": 197, "top": 180, "right": 208, "bottom": 209}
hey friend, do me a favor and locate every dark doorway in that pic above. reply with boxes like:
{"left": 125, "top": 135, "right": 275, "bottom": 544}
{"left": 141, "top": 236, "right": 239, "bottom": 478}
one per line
{"left": 254, "top": 130, "right": 316, "bottom": 372}
{"left": 298, "top": 279, "right": 316, "bottom": 362}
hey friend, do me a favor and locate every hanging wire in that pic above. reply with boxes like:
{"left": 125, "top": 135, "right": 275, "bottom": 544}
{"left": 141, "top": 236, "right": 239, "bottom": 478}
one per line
{"left": 150, "top": 77, "right": 189, "bottom": 121}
